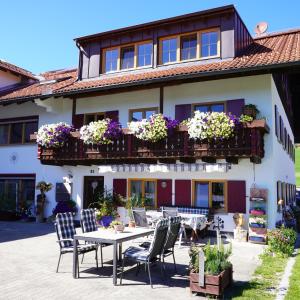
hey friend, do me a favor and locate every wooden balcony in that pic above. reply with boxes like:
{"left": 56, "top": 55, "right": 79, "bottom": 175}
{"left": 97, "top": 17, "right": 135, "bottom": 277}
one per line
{"left": 35, "top": 120, "right": 269, "bottom": 166}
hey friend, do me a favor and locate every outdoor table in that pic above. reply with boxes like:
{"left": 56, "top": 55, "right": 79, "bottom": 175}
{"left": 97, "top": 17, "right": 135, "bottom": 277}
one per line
{"left": 73, "top": 227, "right": 154, "bottom": 285}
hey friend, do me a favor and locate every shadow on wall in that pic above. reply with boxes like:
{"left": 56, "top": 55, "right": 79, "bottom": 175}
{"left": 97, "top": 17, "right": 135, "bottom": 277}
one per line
{"left": 0, "top": 221, "right": 54, "bottom": 243}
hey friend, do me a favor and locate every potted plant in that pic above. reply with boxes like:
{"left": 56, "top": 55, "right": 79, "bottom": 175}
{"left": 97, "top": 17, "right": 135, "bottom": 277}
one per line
{"left": 111, "top": 220, "right": 125, "bottom": 233}
{"left": 239, "top": 114, "right": 254, "bottom": 124}
{"left": 52, "top": 199, "right": 78, "bottom": 216}
{"left": 95, "top": 200, "right": 118, "bottom": 227}
{"left": 249, "top": 207, "right": 265, "bottom": 216}
{"left": 128, "top": 114, "right": 179, "bottom": 156}
{"left": 242, "top": 104, "right": 259, "bottom": 119}
{"left": 189, "top": 241, "right": 232, "bottom": 297}
{"left": 80, "top": 119, "right": 122, "bottom": 158}
{"left": 36, "top": 181, "right": 53, "bottom": 223}
{"left": 249, "top": 215, "right": 267, "bottom": 228}
{"left": 36, "top": 123, "right": 74, "bottom": 157}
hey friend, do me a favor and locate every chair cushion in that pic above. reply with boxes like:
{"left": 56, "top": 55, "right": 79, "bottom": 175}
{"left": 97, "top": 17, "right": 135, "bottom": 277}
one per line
{"left": 139, "top": 241, "right": 151, "bottom": 249}
{"left": 56, "top": 212, "right": 76, "bottom": 248}
{"left": 81, "top": 209, "right": 98, "bottom": 233}
{"left": 124, "top": 246, "right": 150, "bottom": 261}
{"left": 61, "top": 243, "right": 97, "bottom": 254}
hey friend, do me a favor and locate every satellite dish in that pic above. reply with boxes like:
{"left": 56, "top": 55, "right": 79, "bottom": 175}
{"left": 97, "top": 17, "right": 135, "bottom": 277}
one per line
{"left": 255, "top": 22, "right": 268, "bottom": 35}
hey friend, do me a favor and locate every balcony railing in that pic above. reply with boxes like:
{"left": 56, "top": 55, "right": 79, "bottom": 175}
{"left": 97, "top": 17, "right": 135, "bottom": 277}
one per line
{"left": 34, "top": 120, "right": 269, "bottom": 166}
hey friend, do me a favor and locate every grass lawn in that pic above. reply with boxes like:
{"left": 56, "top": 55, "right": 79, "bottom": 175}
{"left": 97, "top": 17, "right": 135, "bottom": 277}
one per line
{"left": 285, "top": 251, "right": 300, "bottom": 300}
{"left": 295, "top": 147, "right": 300, "bottom": 186}
{"left": 227, "top": 254, "right": 288, "bottom": 299}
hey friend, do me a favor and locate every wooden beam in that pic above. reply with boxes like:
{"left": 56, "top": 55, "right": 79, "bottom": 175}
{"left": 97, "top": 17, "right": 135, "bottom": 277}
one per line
{"left": 159, "top": 86, "right": 164, "bottom": 114}
{"left": 71, "top": 98, "right": 76, "bottom": 124}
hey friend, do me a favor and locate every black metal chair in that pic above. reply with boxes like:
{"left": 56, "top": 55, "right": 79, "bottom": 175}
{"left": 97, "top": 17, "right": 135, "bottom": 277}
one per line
{"left": 132, "top": 207, "right": 149, "bottom": 227}
{"left": 80, "top": 208, "right": 111, "bottom": 267}
{"left": 161, "top": 216, "right": 181, "bottom": 272}
{"left": 120, "top": 218, "right": 169, "bottom": 288}
{"left": 162, "top": 207, "right": 178, "bottom": 218}
{"left": 55, "top": 212, "right": 98, "bottom": 273}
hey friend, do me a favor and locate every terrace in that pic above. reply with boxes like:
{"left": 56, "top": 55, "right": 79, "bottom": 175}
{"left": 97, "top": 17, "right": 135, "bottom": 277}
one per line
{"left": 35, "top": 120, "right": 269, "bottom": 166}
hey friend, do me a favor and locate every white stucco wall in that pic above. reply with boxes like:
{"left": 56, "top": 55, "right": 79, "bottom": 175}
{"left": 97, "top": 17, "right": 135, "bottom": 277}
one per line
{"left": 0, "top": 70, "right": 21, "bottom": 89}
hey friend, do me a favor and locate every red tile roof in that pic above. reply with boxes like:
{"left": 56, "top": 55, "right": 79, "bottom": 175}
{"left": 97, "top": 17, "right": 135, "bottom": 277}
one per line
{"left": 0, "top": 59, "right": 36, "bottom": 80}
{"left": 1, "top": 29, "right": 300, "bottom": 103}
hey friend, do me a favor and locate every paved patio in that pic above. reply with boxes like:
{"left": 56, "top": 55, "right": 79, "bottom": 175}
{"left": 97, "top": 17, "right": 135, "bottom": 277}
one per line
{"left": 0, "top": 221, "right": 264, "bottom": 300}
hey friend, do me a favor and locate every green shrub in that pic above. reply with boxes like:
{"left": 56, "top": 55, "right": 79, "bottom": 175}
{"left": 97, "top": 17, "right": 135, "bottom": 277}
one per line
{"left": 267, "top": 227, "right": 297, "bottom": 257}
{"left": 189, "top": 241, "right": 232, "bottom": 275}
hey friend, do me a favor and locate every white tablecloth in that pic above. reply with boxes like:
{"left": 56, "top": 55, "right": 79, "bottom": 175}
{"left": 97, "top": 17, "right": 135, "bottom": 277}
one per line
{"left": 146, "top": 211, "right": 207, "bottom": 231}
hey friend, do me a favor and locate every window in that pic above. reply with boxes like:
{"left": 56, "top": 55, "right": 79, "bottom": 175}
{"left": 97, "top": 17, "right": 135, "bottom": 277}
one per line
{"left": 161, "top": 38, "right": 177, "bottom": 64}
{"left": 0, "top": 177, "right": 35, "bottom": 213}
{"left": 194, "top": 181, "right": 227, "bottom": 212}
{"left": 181, "top": 34, "right": 197, "bottom": 60}
{"left": 137, "top": 43, "right": 153, "bottom": 67}
{"left": 129, "top": 179, "right": 156, "bottom": 207}
{"left": 130, "top": 107, "right": 158, "bottom": 121}
{"left": 84, "top": 113, "right": 105, "bottom": 125}
{"left": 105, "top": 49, "right": 118, "bottom": 73}
{"left": 159, "top": 29, "right": 220, "bottom": 65}
{"left": 194, "top": 102, "right": 225, "bottom": 113}
{"left": 121, "top": 46, "right": 134, "bottom": 70}
{"left": 201, "top": 31, "right": 219, "bottom": 57}
{"left": 0, "top": 118, "right": 38, "bottom": 145}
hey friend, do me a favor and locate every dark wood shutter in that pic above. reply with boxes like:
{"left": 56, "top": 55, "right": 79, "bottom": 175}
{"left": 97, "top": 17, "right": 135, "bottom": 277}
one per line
{"left": 227, "top": 180, "right": 246, "bottom": 213}
{"left": 226, "top": 99, "right": 245, "bottom": 117}
{"left": 175, "top": 104, "right": 192, "bottom": 122}
{"left": 113, "top": 179, "right": 127, "bottom": 198}
{"left": 275, "top": 105, "right": 279, "bottom": 138}
{"left": 88, "top": 42, "right": 101, "bottom": 78}
{"left": 105, "top": 110, "right": 119, "bottom": 122}
{"left": 157, "top": 179, "right": 172, "bottom": 207}
{"left": 73, "top": 114, "right": 84, "bottom": 129}
{"left": 175, "top": 180, "right": 191, "bottom": 206}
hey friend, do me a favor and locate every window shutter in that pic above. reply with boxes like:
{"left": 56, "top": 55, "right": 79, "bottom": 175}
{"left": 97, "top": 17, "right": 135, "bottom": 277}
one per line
{"left": 226, "top": 99, "right": 245, "bottom": 117}
{"left": 113, "top": 179, "right": 127, "bottom": 198}
{"left": 175, "top": 180, "right": 191, "bottom": 206}
{"left": 73, "top": 114, "right": 84, "bottom": 129}
{"left": 105, "top": 110, "right": 119, "bottom": 122}
{"left": 175, "top": 104, "right": 192, "bottom": 122}
{"left": 157, "top": 179, "right": 172, "bottom": 207}
{"left": 227, "top": 180, "right": 246, "bottom": 213}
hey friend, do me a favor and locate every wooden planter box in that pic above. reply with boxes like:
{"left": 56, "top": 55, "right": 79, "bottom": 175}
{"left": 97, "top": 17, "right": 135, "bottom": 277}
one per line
{"left": 137, "top": 146, "right": 154, "bottom": 158}
{"left": 190, "top": 266, "right": 232, "bottom": 297}
{"left": 40, "top": 148, "right": 57, "bottom": 160}
{"left": 86, "top": 147, "right": 104, "bottom": 159}
{"left": 193, "top": 142, "right": 209, "bottom": 156}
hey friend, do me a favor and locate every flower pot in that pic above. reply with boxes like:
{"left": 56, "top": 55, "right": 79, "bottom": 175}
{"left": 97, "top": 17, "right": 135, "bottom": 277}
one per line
{"left": 128, "top": 220, "right": 136, "bottom": 228}
{"left": 190, "top": 266, "right": 232, "bottom": 296}
{"left": 249, "top": 223, "right": 265, "bottom": 228}
{"left": 250, "top": 209, "right": 265, "bottom": 215}
{"left": 114, "top": 224, "right": 125, "bottom": 232}
{"left": 193, "top": 142, "right": 209, "bottom": 157}
{"left": 242, "top": 107, "right": 257, "bottom": 119}
{"left": 98, "top": 216, "right": 114, "bottom": 227}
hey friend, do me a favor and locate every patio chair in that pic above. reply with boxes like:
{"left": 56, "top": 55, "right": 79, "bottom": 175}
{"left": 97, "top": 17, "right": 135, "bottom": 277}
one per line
{"left": 132, "top": 207, "right": 149, "bottom": 227}
{"left": 120, "top": 218, "right": 169, "bottom": 288}
{"left": 55, "top": 212, "right": 98, "bottom": 274}
{"left": 80, "top": 208, "right": 110, "bottom": 267}
{"left": 162, "top": 207, "right": 178, "bottom": 218}
{"left": 161, "top": 216, "right": 181, "bottom": 272}
{"left": 139, "top": 216, "right": 181, "bottom": 272}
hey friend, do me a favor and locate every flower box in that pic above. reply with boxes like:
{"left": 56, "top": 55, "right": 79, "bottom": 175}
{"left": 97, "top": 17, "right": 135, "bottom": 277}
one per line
{"left": 193, "top": 142, "right": 209, "bottom": 156}
{"left": 190, "top": 266, "right": 232, "bottom": 296}
{"left": 41, "top": 148, "right": 57, "bottom": 159}
{"left": 137, "top": 146, "right": 154, "bottom": 158}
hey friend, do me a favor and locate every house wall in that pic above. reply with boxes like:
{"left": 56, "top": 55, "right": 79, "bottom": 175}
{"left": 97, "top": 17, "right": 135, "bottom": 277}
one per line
{"left": 0, "top": 75, "right": 295, "bottom": 230}
{"left": 0, "top": 70, "right": 21, "bottom": 88}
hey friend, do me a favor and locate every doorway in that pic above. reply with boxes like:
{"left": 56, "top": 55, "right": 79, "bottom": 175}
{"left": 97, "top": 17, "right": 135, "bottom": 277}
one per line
{"left": 83, "top": 176, "right": 104, "bottom": 209}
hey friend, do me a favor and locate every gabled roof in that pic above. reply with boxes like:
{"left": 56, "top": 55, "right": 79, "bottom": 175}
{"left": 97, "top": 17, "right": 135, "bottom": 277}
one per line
{"left": 0, "top": 59, "right": 36, "bottom": 80}
{"left": 0, "top": 29, "right": 300, "bottom": 104}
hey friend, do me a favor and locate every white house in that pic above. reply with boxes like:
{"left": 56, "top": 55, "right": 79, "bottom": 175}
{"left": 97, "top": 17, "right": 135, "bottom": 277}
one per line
{"left": 0, "top": 5, "right": 299, "bottom": 235}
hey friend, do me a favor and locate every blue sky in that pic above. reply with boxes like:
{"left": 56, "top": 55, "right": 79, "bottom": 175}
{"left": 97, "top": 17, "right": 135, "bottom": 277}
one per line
{"left": 1, "top": 0, "right": 300, "bottom": 74}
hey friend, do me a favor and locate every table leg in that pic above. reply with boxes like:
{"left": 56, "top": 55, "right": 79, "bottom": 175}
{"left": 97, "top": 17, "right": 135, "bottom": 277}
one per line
{"left": 73, "top": 238, "right": 78, "bottom": 279}
{"left": 118, "top": 243, "right": 122, "bottom": 262}
{"left": 113, "top": 242, "right": 118, "bottom": 285}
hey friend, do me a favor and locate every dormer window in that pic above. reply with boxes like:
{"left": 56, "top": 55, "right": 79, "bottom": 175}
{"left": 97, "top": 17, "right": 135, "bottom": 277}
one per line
{"left": 161, "top": 38, "right": 177, "bottom": 64}
{"left": 201, "top": 31, "right": 219, "bottom": 58}
{"left": 121, "top": 46, "right": 134, "bottom": 70}
{"left": 102, "top": 41, "right": 153, "bottom": 74}
{"left": 105, "top": 48, "right": 118, "bottom": 73}
{"left": 137, "top": 42, "right": 153, "bottom": 67}
{"left": 181, "top": 34, "right": 197, "bottom": 60}
{"left": 159, "top": 28, "right": 220, "bottom": 65}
